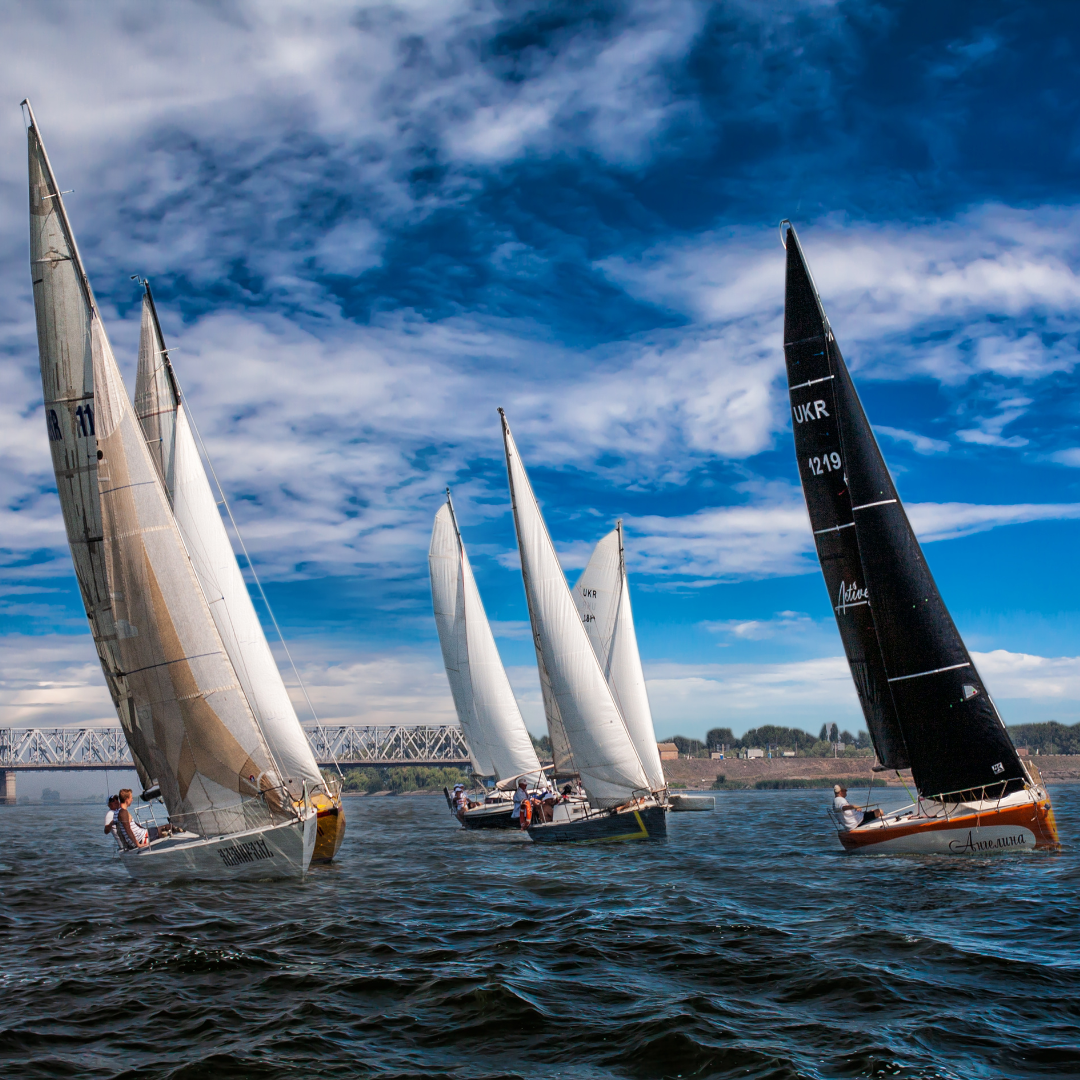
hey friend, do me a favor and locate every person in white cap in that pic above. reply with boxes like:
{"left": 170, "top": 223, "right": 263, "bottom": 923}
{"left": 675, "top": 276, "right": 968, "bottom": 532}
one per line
{"left": 512, "top": 778, "right": 530, "bottom": 827}
{"left": 832, "top": 785, "right": 861, "bottom": 830}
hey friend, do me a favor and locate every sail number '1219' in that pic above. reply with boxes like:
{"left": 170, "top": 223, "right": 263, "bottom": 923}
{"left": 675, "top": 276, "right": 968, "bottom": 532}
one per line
{"left": 807, "top": 452, "right": 841, "bottom": 476}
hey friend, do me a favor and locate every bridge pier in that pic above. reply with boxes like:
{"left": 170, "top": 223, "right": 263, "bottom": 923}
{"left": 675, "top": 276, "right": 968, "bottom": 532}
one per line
{"left": 0, "top": 770, "right": 15, "bottom": 806}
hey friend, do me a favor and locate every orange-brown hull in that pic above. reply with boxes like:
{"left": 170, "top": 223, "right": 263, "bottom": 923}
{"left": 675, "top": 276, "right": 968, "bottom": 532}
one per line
{"left": 840, "top": 795, "right": 1059, "bottom": 854}
{"left": 311, "top": 796, "right": 346, "bottom": 863}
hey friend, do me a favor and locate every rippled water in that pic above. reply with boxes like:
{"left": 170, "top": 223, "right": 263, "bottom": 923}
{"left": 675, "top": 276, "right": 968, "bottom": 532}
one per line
{"left": 2, "top": 786, "right": 1079, "bottom": 1079}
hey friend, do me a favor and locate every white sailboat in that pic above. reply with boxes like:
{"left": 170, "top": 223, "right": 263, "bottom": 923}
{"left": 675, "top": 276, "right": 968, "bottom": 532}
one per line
{"left": 573, "top": 523, "right": 666, "bottom": 794}
{"left": 500, "top": 411, "right": 665, "bottom": 842}
{"left": 25, "top": 101, "right": 315, "bottom": 880}
{"left": 134, "top": 282, "right": 345, "bottom": 862}
{"left": 429, "top": 492, "right": 544, "bottom": 829}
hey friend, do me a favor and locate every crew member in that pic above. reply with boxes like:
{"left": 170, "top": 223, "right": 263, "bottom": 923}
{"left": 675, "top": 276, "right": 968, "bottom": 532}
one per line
{"left": 512, "top": 778, "right": 530, "bottom": 828}
{"left": 104, "top": 794, "right": 120, "bottom": 836}
{"left": 116, "top": 788, "right": 150, "bottom": 848}
{"left": 833, "top": 785, "right": 875, "bottom": 829}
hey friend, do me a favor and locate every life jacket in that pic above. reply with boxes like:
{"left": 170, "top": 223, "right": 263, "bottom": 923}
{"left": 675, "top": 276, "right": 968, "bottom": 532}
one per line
{"left": 519, "top": 797, "right": 532, "bottom": 828}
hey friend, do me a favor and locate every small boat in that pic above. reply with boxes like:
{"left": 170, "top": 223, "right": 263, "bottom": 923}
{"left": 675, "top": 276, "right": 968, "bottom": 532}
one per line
{"left": 782, "top": 221, "right": 1059, "bottom": 854}
{"left": 134, "top": 281, "right": 346, "bottom": 863}
{"left": 500, "top": 411, "right": 666, "bottom": 843}
{"left": 25, "top": 101, "right": 317, "bottom": 880}
{"left": 430, "top": 492, "right": 545, "bottom": 829}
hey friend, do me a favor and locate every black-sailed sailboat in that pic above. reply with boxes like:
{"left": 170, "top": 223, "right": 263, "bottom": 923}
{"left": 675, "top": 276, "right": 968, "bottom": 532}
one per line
{"left": 782, "top": 221, "right": 1058, "bottom": 854}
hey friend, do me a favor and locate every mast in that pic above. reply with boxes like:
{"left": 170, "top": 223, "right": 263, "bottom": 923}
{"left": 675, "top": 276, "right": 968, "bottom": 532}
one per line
{"left": 783, "top": 223, "right": 1025, "bottom": 800}
{"left": 574, "top": 522, "right": 666, "bottom": 792}
{"left": 500, "top": 410, "right": 649, "bottom": 806}
{"left": 133, "top": 283, "right": 326, "bottom": 797}
{"left": 430, "top": 492, "right": 542, "bottom": 783}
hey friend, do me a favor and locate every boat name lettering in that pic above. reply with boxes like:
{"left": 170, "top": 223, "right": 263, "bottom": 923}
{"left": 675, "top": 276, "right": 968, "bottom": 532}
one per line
{"left": 807, "top": 452, "right": 841, "bottom": 477}
{"left": 948, "top": 831, "right": 1029, "bottom": 854}
{"left": 218, "top": 838, "right": 274, "bottom": 867}
{"left": 793, "top": 400, "right": 830, "bottom": 423}
{"left": 46, "top": 408, "right": 63, "bottom": 442}
{"left": 835, "top": 580, "right": 868, "bottom": 613}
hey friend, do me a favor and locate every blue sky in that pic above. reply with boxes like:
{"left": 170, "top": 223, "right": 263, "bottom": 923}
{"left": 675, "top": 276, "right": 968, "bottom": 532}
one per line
{"left": 4, "top": 0, "right": 1080, "bottom": 747}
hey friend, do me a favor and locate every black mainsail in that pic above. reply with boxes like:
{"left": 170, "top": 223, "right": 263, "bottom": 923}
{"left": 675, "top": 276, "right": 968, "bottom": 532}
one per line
{"left": 783, "top": 223, "right": 1025, "bottom": 800}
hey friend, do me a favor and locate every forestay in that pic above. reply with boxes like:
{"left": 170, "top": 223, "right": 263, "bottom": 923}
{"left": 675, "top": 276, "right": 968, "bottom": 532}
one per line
{"left": 429, "top": 498, "right": 542, "bottom": 784}
{"left": 501, "top": 412, "right": 649, "bottom": 806}
{"left": 783, "top": 224, "right": 1025, "bottom": 801}
{"left": 134, "top": 288, "right": 325, "bottom": 799}
{"left": 574, "top": 525, "right": 665, "bottom": 793}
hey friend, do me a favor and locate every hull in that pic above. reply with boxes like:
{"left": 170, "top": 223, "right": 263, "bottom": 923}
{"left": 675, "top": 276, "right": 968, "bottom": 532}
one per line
{"left": 528, "top": 803, "right": 667, "bottom": 844}
{"left": 120, "top": 813, "right": 317, "bottom": 882}
{"left": 311, "top": 792, "right": 347, "bottom": 863}
{"left": 838, "top": 790, "right": 1059, "bottom": 854}
{"left": 462, "top": 803, "right": 516, "bottom": 830}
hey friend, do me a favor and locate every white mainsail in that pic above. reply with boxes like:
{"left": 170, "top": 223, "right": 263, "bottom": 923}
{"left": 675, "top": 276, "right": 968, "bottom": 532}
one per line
{"left": 133, "top": 288, "right": 324, "bottom": 798}
{"left": 500, "top": 411, "right": 649, "bottom": 806}
{"left": 27, "top": 106, "right": 284, "bottom": 836}
{"left": 574, "top": 524, "right": 666, "bottom": 793}
{"left": 429, "top": 496, "right": 542, "bottom": 783}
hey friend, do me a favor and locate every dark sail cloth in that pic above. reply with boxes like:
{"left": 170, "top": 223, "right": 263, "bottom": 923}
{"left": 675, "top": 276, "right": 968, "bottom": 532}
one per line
{"left": 783, "top": 224, "right": 1025, "bottom": 802}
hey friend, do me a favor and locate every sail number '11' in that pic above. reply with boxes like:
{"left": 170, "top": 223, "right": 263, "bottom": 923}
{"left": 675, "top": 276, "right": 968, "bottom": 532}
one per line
{"left": 807, "top": 452, "right": 842, "bottom": 476}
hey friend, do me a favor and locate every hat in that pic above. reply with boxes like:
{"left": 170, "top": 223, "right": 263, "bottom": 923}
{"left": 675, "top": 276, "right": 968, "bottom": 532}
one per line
{"left": 518, "top": 778, "right": 528, "bottom": 787}
{"left": 833, "top": 784, "right": 843, "bottom": 794}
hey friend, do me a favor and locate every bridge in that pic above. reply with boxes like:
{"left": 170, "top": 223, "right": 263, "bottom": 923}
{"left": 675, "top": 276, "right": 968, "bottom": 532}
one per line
{"left": 0, "top": 725, "right": 472, "bottom": 803}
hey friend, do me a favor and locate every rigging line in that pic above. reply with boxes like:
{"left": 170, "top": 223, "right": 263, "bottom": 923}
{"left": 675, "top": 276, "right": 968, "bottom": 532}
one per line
{"left": 176, "top": 384, "right": 342, "bottom": 778}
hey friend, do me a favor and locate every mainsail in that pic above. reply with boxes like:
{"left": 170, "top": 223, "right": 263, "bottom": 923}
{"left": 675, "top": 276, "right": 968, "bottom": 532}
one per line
{"left": 429, "top": 495, "right": 543, "bottom": 783}
{"left": 501, "top": 411, "right": 650, "bottom": 806}
{"left": 783, "top": 223, "right": 1025, "bottom": 800}
{"left": 574, "top": 523, "right": 666, "bottom": 792}
{"left": 133, "top": 285, "right": 325, "bottom": 798}
{"left": 27, "top": 104, "right": 285, "bottom": 835}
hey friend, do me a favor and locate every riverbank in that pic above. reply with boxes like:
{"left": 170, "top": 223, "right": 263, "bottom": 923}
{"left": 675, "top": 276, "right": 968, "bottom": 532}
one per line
{"left": 662, "top": 754, "right": 1080, "bottom": 787}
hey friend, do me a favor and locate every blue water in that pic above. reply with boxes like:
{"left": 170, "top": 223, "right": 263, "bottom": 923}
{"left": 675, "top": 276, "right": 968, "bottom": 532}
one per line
{"left": 2, "top": 787, "right": 1079, "bottom": 1079}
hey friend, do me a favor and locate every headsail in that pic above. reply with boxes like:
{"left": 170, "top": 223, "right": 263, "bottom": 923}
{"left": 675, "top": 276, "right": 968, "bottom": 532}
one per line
{"left": 27, "top": 104, "right": 284, "bottom": 835}
{"left": 574, "top": 524, "right": 665, "bottom": 792}
{"left": 500, "top": 411, "right": 649, "bottom": 806}
{"left": 783, "top": 223, "right": 1025, "bottom": 800}
{"left": 134, "top": 285, "right": 325, "bottom": 798}
{"left": 429, "top": 496, "right": 543, "bottom": 784}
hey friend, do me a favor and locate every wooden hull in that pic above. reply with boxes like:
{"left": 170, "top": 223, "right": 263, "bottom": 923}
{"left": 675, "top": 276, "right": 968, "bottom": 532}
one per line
{"left": 838, "top": 792, "right": 1059, "bottom": 854}
{"left": 311, "top": 794, "right": 346, "bottom": 863}
{"left": 528, "top": 804, "right": 667, "bottom": 844}
{"left": 120, "top": 813, "right": 317, "bottom": 882}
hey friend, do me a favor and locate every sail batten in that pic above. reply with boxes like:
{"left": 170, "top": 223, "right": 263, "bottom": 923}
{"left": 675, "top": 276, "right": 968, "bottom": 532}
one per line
{"left": 501, "top": 412, "right": 649, "bottom": 806}
{"left": 429, "top": 498, "right": 543, "bottom": 783}
{"left": 783, "top": 224, "right": 1026, "bottom": 799}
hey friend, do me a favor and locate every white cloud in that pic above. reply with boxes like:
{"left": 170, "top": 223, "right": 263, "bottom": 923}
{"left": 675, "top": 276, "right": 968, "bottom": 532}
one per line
{"left": 876, "top": 426, "right": 949, "bottom": 455}
{"left": 701, "top": 610, "right": 817, "bottom": 641}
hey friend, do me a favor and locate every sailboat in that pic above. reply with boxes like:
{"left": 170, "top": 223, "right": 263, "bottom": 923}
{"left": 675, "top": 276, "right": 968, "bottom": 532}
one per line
{"left": 25, "top": 100, "right": 316, "bottom": 880}
{"left": 782, "top": 221, "right": 1059, "bottom": 854}
{"left": 429, "top": 491, "right": 545, "bottom": 829}
{"left": 500, "top": 411, "right": 666, "bottom": 842}
{"left": 573, "top": 525, "right": 712, "bottom": 810}
{"left": 133, "top": 282, "right": 345, "bottom": 862}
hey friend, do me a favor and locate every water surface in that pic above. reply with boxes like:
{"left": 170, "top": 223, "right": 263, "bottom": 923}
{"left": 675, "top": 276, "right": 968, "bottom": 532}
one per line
{"left": 2, "top": 786, "right": 1079, "bottom": 1079}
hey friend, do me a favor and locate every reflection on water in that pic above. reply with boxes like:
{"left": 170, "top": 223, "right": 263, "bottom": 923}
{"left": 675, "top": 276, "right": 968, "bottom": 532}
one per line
{"left": 2, "top": 786, "right": 1079, "bottom": 1079}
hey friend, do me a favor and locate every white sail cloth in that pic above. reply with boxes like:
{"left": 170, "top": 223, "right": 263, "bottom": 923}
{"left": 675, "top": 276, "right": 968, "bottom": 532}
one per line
{"left": 574, "top": 527, "right": 666, "bottom": 793}
{"left": 28, "top": 111, "right": 284, "bottom": 837}
{"left": 429, "top": 501, "right": 542, "bottom": 784}
{"left": 501, "top": 413, "right": 650, "bottom": 806}
{"left": 134, "top": 293, "right": 325, "bottom": 798}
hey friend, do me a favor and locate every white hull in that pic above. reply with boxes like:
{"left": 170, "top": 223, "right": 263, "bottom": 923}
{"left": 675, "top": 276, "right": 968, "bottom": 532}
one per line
{"left": 669, "top": 794, "right": 715, "bottom": 812}
{"left": 120, "top": 813, "right": 316, "bottom": 882}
